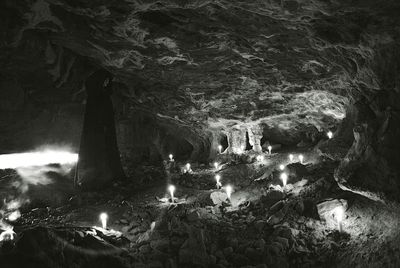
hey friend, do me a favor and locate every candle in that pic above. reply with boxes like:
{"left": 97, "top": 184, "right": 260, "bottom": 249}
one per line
{"left": 333, "top": 207, "right": 344, "bottom": 232}
{"left": 327, "top": 131, "right": 333, "bottom": 139}
{"left": 280, "top": 172, "right": 288, "bottom": 188}
{"left": 267, "top": 145, "right": 272, "bottom": 155}
{"left": 185, "top": 163, "right": 191, "bottom": 173}
{"left": 218, "top": 145, "right": 223, "bottom": 154}
{"left": 214, "top": 162, "right": 219, "bottom": 170}
{"left": 169, "top": 154, "right": 174, "bottom": 161}
{"left": 299, "top": 154, "right": 304, "bottom": 164}
{"left": 168, "top": 185, "right": 176, "bottom": 202}
{"left": 279, "top": 164, "right": 285, "bottom": 171}
{"left": 99, "top": 212, "right": 108, "bottom": 229}
{"left": 225, "top": 185, "right": 233, "bottom": 201}
{"left": 289, "top": 154, "right": 294, "bottom": 162}
{"left": 215, "top": 174, "right": 222, "bottom": 189}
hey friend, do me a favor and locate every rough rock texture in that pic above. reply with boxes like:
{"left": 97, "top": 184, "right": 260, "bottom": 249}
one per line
{"left": 1, "top": 0, "right": 400, "bottom": 198}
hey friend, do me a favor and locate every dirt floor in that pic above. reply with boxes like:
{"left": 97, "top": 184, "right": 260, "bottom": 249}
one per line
{"left": 1, "top": 148, "right": 400, "bottom": 268}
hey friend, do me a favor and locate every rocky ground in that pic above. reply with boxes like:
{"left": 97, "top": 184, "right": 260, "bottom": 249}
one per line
{"left": 1, "top": 148, "right": 400, "bottom": 268}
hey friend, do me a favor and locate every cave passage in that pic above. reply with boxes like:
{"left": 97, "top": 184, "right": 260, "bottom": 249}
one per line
{"left": 76, "top": 70, "right": 125, "bottom": 190}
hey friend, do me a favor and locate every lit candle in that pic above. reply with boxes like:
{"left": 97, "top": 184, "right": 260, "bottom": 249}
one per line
{"left": 168, "top": 185, "right": 176, "bottom": 202}
{"left": 215, "top": 174, "right": 222, "bottom": 189}
{"left": 214, "top": 162, "right": 219, "bottom": 170}
{"left": 280, "top": 172, "right": 288, "bottom": 188}
{"left": 268, "top": 145, "right": 272, "bottom": 155}
{"left": 279, "top": 164, "right": 285, "bottom": 171}
{"left": 327, "top": 131, "right": 333, "bottom": 139}
{"left": 225, "top": 185, "right": 233, "bottom": 201}
{"left": 218, "top": 145, "right": 223, "bottom": 154}
{"left": 169, "top": 154, "right": 174, "bottom": 161}
{"left": 299, "top": 154, "right": 304, "bottom": 164}
{"left": 99, "top": 212, "right": 108, "bottom": 229}
{"left": 185, "top": 163, "right": 191, "bottom": 173}
{"left": 289, "top": 154, "right": 294, "bottom": 162}
{"left": 333, "top": 207, "right": 344, "bottom": 232}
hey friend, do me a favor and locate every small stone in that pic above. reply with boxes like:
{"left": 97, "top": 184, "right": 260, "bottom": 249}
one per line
{"left": 139, "top": 244, "right": 152, "bottom": 254}
{"left": 253, "top": 238, "right": 266, "bottom": 251}
{"left": 187, "top": 210, "right": 200, "bottom": 222}
{"left": 254, "top": 220, "right": 266, "bottom": 233}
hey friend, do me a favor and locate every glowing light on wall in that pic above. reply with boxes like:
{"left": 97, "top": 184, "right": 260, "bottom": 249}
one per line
{"left": 299, "top": 154, "right": 304, "bottom": 164}
{"left": 327, "top": 131, "right": 333, "bottom": 139}
{"left": 333, "top": 207, "right": 344, "bottom": 232}
{"left": 289, "top": 154, "right": 294, "bottom": 162}
{"left": 279, "top": 164, "right": 285, "bottom": 171}
{"left": 0, "top": 151, "right": 78, "bottom": 169}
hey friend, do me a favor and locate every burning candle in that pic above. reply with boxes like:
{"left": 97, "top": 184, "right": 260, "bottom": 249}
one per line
{"left": 214, "top": 162, "right": 219, "bottom": 170}
{"left": 268, "top": 145, "right": 272, "bottom": 155}
{"left": 279, "top": 164, "right": 285, "bottom": 171}
{"left": 327, "top": 131, "right": 333, "bottom": 139}
{"left": 289, "top": 154, "right": 294, "bottom": 162}
{"left": 218, "top": 145, "right": 223, "bottom": 154}
{"left": 333, "top": 207, "right": 344, "bottom": 232}
{"left": 168, "top": 185, "right": 176, "bottom": 202}
{"left": 99, "top": 212, "right": 108, "bottom": 229}
{"left": 280, "top": 172, "right": 288, "bottom": 188}
{"left": 215, "top": 174, "right": 222, "bottom": 189}
{"left": 169, "top": 154, "right": 174, "bottom": 161}
{"left": 225, "top": 185, "right": 233, "bottom": 201}
{"left": 184, "top": 163, "right": 191, "bottom": 173}
{"left": 299, "top": 154, "right": 304, "bottom": 164}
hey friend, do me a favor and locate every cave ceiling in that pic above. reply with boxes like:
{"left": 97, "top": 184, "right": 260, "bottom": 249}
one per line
{"left": 1, "top": 0, "right": 400, "bottom": 133}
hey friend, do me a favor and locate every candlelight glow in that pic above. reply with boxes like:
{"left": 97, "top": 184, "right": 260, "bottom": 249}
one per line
{"left": 7, "top": 211, "right": 21, "bottom": 222}
{"left": 0, "top": 150, "right": 78, "bottom": 169}
{"left": 225, "top": 185, "right": 233, "bottom": 200}
{"left": 0, "top": 228, "right": 15, "bottom": 242}
{"left": 327, "top": 131, "right": 333, "bottom": 139}
{"left": 99, "top": 212, "right": 108, "bottom": 229}
{"left": 256, "top": 155, "right": 264, "bottom": 162}
{"left": 214, "top": 162, "right": 219, "bottom": 170}
{"left": 279, "top": 164, "right": 285, "bottom": 171}
{"left": 299, "top": 154, "right": 304, "bottom": 164}
{"left": 267, "top": 145, "right": 272, "bottom": 154}
{"left": 168, "top": 154, "right": 173, "bottom": 161}
{"left": 280, "top": 172, "right": 288, "bottom": 187}
{"left": 168, "top": 185, "right": 176, "bottom": 202}
{"left": 289, "top": 154, "right": 294, "bottom": 162}
{"left": 218, "top": 145, "right": 223, "bottom": 154}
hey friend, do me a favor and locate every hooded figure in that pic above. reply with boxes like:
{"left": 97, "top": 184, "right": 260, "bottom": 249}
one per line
{"left": 76, "top": 69, "right": 125, "bottom": 190}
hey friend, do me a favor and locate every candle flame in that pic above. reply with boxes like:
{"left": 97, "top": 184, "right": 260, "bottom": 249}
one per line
{"left": 168, "top": 154, "right": 173, "bottom": 161}
{"left": 333, "top": 207, "right": 344, "bottom": 222}
{"left": 214, "top": 162, "right": 219, "bottom": 169}
{"left": 289, "top": 154, "right": 294, "bottom": 162}
{"left": 218, "top": 145, "right": 222, "bottom": 153}
{"left": 279, "top": 164, "right": 285, "bottom": 171}
{"left": 299, "top": 154, "right": 304, "bottom": 163}
{"left": 327, "top": 131, "right": 333, "bottom": 139}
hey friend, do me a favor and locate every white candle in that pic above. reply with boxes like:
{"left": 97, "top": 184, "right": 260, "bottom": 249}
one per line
{"left": 168, "top": 185, "right": 176, "bottom": 202}
{"left": 218, "top": 145, "right": 223, "bottom": 154}
{"left": 215, "top": 174, "right": 222, "bottom": 189}
{"left": 169, "top": 154, "right": 174, "bottom": 161}
{"left": 299, "top": 154, "right": 304, "bottom": 164}
{"left": 289, "top": 154, "right": 294, "bottom": 162}
{"left": 225, "top": 185, "right": 233, "bottom": 201}
{"left": 280, "top": 172, "right": 288, "bottom": 188}
{"left": 279, "top": 164, "right": 285, "bottom": 171}
{"left": 268, "top": 145, "right": 272, "bottom": 155}
{"left": 185, "top": 163, "right": 191, "bottom": 173}
{"left": 100, "top": 212, "right": 108, "bottom": 229}
{"left": 327, "top": 131, "right": 333, "bottom": 139}
{"left": 334, "top": 207, "right": 344, "bottom": 232}
{"left": 214, "top": 162, "right": 219, "bottom": 170}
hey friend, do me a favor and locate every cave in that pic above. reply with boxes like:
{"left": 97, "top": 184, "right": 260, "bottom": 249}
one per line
{"left": 1, "top": 1, "right": 400, "bottom": 267}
